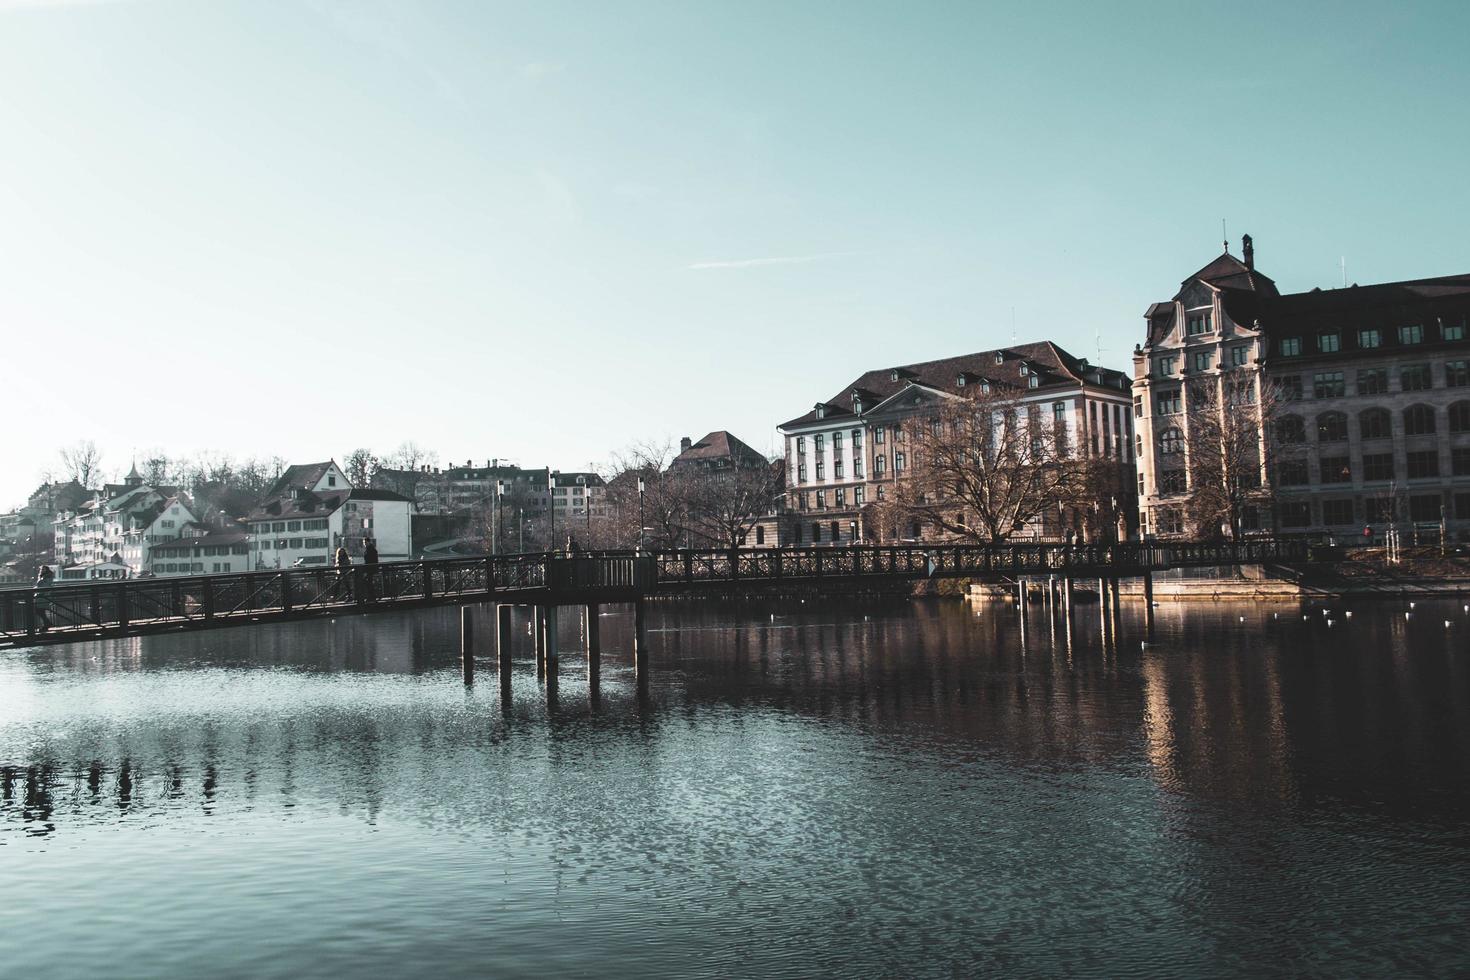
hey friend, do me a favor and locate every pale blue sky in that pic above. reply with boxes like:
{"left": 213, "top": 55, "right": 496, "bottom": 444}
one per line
{"left": 3, "top": 0, "right": 1467, "bottom": 504}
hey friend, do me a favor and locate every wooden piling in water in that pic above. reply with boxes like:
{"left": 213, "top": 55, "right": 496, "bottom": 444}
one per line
{"left": 633, "top": 598, "right": 648, "bottom": 675}
{"left": 496, "top": 604, "right": 513, "bottom": 677}
{"left": 461, "top": 605, "right": 474, "bottom": 685}
{"left": 586, "top": 603, "right": 601, "bottom": 678}
{"left": 1142, "top": 572, "right": 1155, "bottom": 635}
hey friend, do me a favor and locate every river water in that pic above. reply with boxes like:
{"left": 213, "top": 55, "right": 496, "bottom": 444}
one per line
{"left": 1, "top": 597, "right": 1466, "bottom": 978}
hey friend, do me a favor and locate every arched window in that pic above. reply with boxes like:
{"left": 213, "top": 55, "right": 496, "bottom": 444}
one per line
{"left": 1404, "top": 404, "right": 1437, "bottom": 436}
{"left": 1359, "top": 408, "right": 1391, "bottom": 440}
{"left": 1317, "top": 411, "right": 1348, "bottom": 442}
{"left": 1450, "top": 401, "right": 1470, "bottom": 433}
{"left": 1159, "top": 427, "right": 1184, "bottom": 455}
{"left": 1275, "top": 415, "right": 1306, "bottom": 444}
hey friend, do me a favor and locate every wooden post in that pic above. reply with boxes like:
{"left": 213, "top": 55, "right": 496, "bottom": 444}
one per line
{"left": 496, "top": 604, "right": 513, "bottom": 677}
{"left": 1111, "top": 577, "right": 1122, "bottom": 625}
{"left": 1063, "top": 576, "right": 1074, "bottom": 621}
{"left": 534, "top": 606, "right": 547, "bottom": 679}
{"left": 202, "top": 579, "right": 216, "bottom": 622}
{"left": 1098, "top": 577, "right": 1109, "bottom": 646}
{"left": 116, "top": 581, "right": 129, "bottom": 631}
{"left": 1142, "top": 572, "right": 1155, "bottom": 635}
{"left": 586, "top": 603, "right": 601, "bottom": 667}
{"left": 633, "top": 598, "right": 648, "bottom": 675}
{"left": 545, "top": 606, "right": 559, "bottom": 678}
{"left": 461, "top": 605, "right": 474, "bottom": 685}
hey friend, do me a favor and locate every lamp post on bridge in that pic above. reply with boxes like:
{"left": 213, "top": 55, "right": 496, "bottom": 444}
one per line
{"left": 637, "top": 477, "right": 646, "bottom": 555}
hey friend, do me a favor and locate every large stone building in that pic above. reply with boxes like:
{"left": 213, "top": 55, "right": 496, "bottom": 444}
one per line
{"left": 778, "top": 342, "right": 1135, "bottom": 545}
{"left": 1132, "top": 237, "right": 1470, "bottom": 538}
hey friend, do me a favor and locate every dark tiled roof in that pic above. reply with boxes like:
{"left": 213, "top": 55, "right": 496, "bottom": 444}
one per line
{"left": 266, "top": 462, "right": 336, "bottom": 496}
{"left": 551, "top": 471, "right": 606, "bottom": 488}
{"left": 246, "top": 490, "right": 350, "bottom": 522}
{"left": 348, "top": 489, "right": 412, "bottom": 503}
{"left": 1183, "top": 251, "right": 1279, "bottom": 296}
{"left": 779, "top": 341, "right": 1128, "bottom": 429}
{"left": 672, "top": 431, "right": 768, "bottom": 467}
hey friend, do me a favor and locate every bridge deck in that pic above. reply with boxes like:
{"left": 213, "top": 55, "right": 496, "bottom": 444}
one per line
{"left": 0, "top": 541, "right": 1308, "bottom": 649}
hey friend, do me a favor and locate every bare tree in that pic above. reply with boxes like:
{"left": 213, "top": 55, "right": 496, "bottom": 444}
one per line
{"left": 59, "top": 440, "right": 103, "bottom": 489}
{"left": 1172, "top": 375, "right": 1293, "bottom": 540}
{"left": 888, "top": 386, "right": 1082, "bottom": 543}
{"left": 383, "top": 441, "right": 437, "bottom": 472}
{"left": 604, "top": 441, "right": 685, "bottom": 549}
{"left": 344, "top": 448, "right": 379, "bottom": 488}
{"left": 680, "top": 463, "right": 780, "bottom": 549}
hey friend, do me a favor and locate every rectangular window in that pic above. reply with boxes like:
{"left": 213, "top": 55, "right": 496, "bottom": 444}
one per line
{"left": 1409, "top": 494, "right": 1441, "bottom": 522}
{"left": 1407, "top": 451, "right": 1439, "bottom": 479}
{"left": 1362, "top": 453, "right": 1395, "bottom": 481}
{"left": 1153, "top": 355, "right": 1177, "bottom": 376}
{"left": 1192, "top": 351, "right": 1212, "bottom": 372}
{"left": 851, "top": 429, "right": 863, "bottom": 449}
{"left": 1313, "top": 371, "right": 1345, "bottom": 399}
{"left": 834, "top": 460, "right": 844, "bottom": 479}
{"left": 816, "top": 490, "right": 826, "bottom": 510}
{"left": 814, "top": 434, "right": 824, "bottom": 452}
{"left": 1447, "top": 361, "right": 1470, "bottom": 387}
{"left": 1321, "top": 499, "right": 1354, "bottom": 526}
{"left": 894, "top": 426, "right": 905, "bottom": 443}
{"left": 1133, "top": 395, "right": 1143, "bottom": 418}
{"left": 1231, "top": 346, "right": 1248, "bottom": 366}
{"left": 833, "top": 432, "right": 843, "bottom": 449}
{"left": 1357, "top": 368, "right": 1388, "bottom": 395}
{"left": 815, "top": 462, "right": 825, "bottom": 480}
{"left": 1446, "top": 320, "right": 1466, "bottom": 342}
{"left": 874, "top": 427, "right": 885, "bottom": 445}
{"left": 1159, "top": 469, "right": 1187, "bottom": 495}
{"left": 796, "top": 464, "right": 807, "bottom": 483}
{"left": 1278, "top": 460, "right": 1310, "bottom": 486}
{"left": 894, "top": 452, "right": 906, "bottom": 473}
{"left": 1358, "top": 328, "right": 1381, "bottom": 349}
{"left": 854, "top": 486, "right": 866, "bottom": 506}
{"left": 287, "top": 521, "right": 301, "bottom": 532}
{"left": 1452, "top": 448, "right": 1470, "bottom": 476}
{"left": 1186, "top": 312, "right": 1212, "bottom": 335}
{"left": 1279, "top": 501, "right": 1312, "bottom": 527}
{"left": 1320, "top": 457, "right": 1351, "bottom": 484}
{"left": 1155, "top": 390, "right": 1181, "bottom": 415}
{"left": 1318, "top": 332, "right": 1340, "bottom": 353}
{"left": 1399, "top": 324, "right": 1423, "bottom": 345}
{"left": 1457, "top": 493, "right": 1470, "bottom": 519}
{"left": 1365, "top": 497, "right": 1395, "bottom": 522}
{"left": 1279, "top": 337, "right": 1302, "bottom": 357}
{"left": 1401, "top": 364, "right": 1433, "bottom": 391}
{"left": 875, "top": 456, "right": 886, "bottom": 476}
{"left": 796, "top": 436, "right": 805, "bottom": 454}
{"left": 1279, "top": 375, "right": 1303, "bottom": 400}
{"left": 853, "top": 460, "right": 864, "bottom": 479}
{"left": 835, "top": 488, "right": 846, "bottom": 507}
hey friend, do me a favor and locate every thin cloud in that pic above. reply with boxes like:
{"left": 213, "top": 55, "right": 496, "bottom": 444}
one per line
{"left": 687, "top": 251, "right": 858, "bottom": 271}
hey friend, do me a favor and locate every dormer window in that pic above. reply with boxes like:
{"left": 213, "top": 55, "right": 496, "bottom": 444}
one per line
{"left": 980, "top": 381, "right": 991, "bottom": 394}
{"left": 956, "top": 374, "right": 966, "bottom": 387}
{"left": 1028, "top": 376, "right": 1040, "bottom": 389}
{"left": 994, "top": 352, "right": 1004, "bottom": 365}
{"left": 890, "top": 369, "right": 901, "bottom": 381}
{"left": 1018, "top": 363, "right": 1029, "bottom": 377}
{"left": 815, "top": 402, "right": 827, "bottom": 419}
{"left": 851, "top": 392, "right": 864, "bottom": 413}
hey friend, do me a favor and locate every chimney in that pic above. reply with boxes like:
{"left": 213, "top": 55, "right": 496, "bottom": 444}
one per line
{"left": 680, "top": 436, "right": 692, "bottom": 453}
{"left": 1242, "top": 234, "right": 1254, "bottom": 270}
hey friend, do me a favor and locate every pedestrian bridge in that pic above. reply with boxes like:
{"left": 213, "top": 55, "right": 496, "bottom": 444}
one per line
{"left": 0, "top": 540, "right": 1308, "bottom": 650}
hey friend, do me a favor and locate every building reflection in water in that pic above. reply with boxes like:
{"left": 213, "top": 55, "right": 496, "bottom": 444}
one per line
{"left": 2, "top": 598, "right": 1467, "bottom": 839}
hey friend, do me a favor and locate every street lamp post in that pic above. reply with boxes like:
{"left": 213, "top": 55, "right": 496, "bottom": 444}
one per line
{"left": 637, "top": 477, "right": 646, "bottom": 554}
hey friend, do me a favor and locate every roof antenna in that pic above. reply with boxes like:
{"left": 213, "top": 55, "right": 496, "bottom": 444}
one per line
{"left": 1340, "top": 256, "right": 1347, "bottom": 288}
{"left": 1222, "top": 218, "right": 1229, "bottom": 253}
{"left": 1010, "top": 307, "right": 1016, "bottom": 346}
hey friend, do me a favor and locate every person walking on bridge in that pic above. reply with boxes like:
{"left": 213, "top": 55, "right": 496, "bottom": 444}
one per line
{"left": 33, "top": 565, "right": 55, "bottom": 633}
{"left": 362, "top": 539, "right": 379, "bottom": 602}
{"left": 334, "top": 546, "right": 353, "bottom": 601}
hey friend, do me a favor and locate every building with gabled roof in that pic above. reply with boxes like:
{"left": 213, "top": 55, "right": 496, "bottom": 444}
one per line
{"left": 778, "top": 341, "right": 1135, "bottom": 546}
{"left": 245, "top": 461, "right": 412, "bottom": 568}
{"left": 1134, "top": 235, "right": 1470, "bottom": 539}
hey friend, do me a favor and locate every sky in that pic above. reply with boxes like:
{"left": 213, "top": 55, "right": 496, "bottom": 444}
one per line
{"left": 2, "top": 0, "right": 1467, "bottom": 505}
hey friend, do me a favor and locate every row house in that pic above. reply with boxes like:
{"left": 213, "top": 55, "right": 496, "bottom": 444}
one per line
{"left": 1133, "top": 236, "right": 1470, "bottom": 538}
{"left": 778, "top": 342, "right": 1135, "bottom": 546}
{"left": 551, "top": 471, "right": 610, "bottom": 528}
{"left": 246, "top": 460, "right": 413, "bottom": 568}
{"left": 149, "top": 529, "right": 250, "bottom": 576}
{"left": 51, "top": 466, "right": 197, "bottom": 578}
